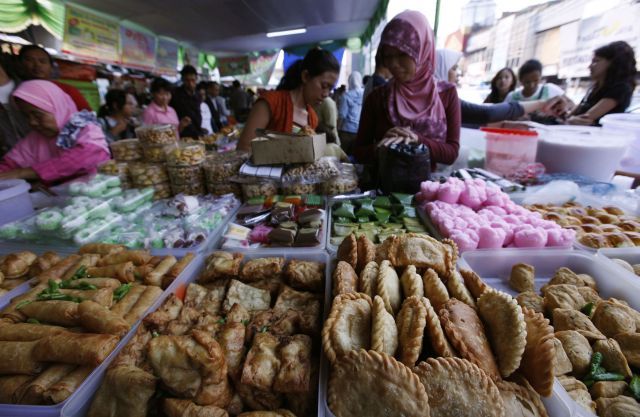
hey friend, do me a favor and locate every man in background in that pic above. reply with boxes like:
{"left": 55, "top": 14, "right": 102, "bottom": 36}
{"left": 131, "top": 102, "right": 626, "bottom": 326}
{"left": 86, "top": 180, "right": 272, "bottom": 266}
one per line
{"left": 170, "top": 65, "right": 205, "bottom": 137}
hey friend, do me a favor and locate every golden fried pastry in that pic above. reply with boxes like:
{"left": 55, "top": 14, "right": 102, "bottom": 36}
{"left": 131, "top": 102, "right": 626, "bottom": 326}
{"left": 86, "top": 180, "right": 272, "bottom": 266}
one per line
{"left": 603, "top": 206, "right": 626, "bottom": 215}
{"left": 626, "top": 232, "right": 640, "bottom": 246}
{"left": 273, "top": 286, "right": 320, "bottom": 335}
{"left": 337, "top": 234, "right": 358, "bottom": 270}
{"left": 478, "top": 290, "right": 526, "bottom": 378}
{"left": 400, "top": 265, "right": 423, "bottom": 299}
{"left": 593, "top": 338, "right": 632, "bottom": 378}
{"left": 440, "top": 298, "right": 500, "bottom": 380}
{"left": 569, "top": 389, "right": 596, "bottom": 414}
{"left": 376, "top": 260, "right": 401, "bottom": 315}
{"left": 610, "top": 298, "right": 640, "bottom": 329}
{"left": 592, "top": 300, "right": 636, "bottom": 337}
{"left": 422, "top": 268, "right": 449, "bottom": 311}
{"left": 557, "top": 375, "right": 588, "bottom": 392}
{"left": 600, "top": 224, "right": 622, "bottom": 233}
{"left": 322, "top": 293, "right": 371, "bottom": 363}
{"left": 446, "top": 269, "right": 476, "bottom": 309}
{"left": 604, "top": 232, "right": 634, "bottom": 248}
{"left": 579, "top": 233, "right": 610, "bottom": 249}
{"left": 358, "top": 261, "right": 378, "bottom": 298}
{"left": 245, "top": 310, "right": 299, "bottom": 342}
{"left": 200, "top": 252, "right": 243, "bottom": 283}
{"left": 273, "top": 334, "right": 312, "bottom": 394}
{"left": 596, "top": 395, "right": 640, "bottom": 417}
{"left": 596, "top": 213, "right": 619, "bottom": 224}
{"left": 332, "top": 261, "right": 358, "bottom": 297}
{"left": 375, "top": 235, "right": 398, "bottom": 265}
{"left": 240, "top": 257, "right": 284, "bottom": 282}
{"left": 395, "top": 296, "right": 426, "bottom": 367}
{"left": 389, "top": 234, "right": 454, "bottom": 277}
{"left": 27, "top": 252, "right": 61, "bottom": 278}
{"left": 420, "top": 297, "right": 456, "bottom": 357}
{"left": 283, "top": 259, "right": 324, "bottom": 292}
{"left": 371, "top": 296, "right": 398, "bottom": 356}
{"left": 576, "top": 286, "right": 601, "bottom": 305}
{"left": 519, "top": 308, "right": 555, "bottom": 396}
{"left": 555, "top": 330, "right": 592, "bottom": 378}
{"left": 614, "top": 332, "right": 640, "bottom": 368}
{"left": 241, "top": 332, "right": 281, "bottom": 391}
{"left": 328, "top": 350, "right": 429, "bottom": 417}
{"left": 543, "top": 284, "right": 586, "bottom": 315}
{"left": 516, "top": 292, "right": 544, "bottom": 314}
{"left": 223, "top": 280, "right": 271, "bottom": 313}
{"left": 542, "top": 212, "right": 562, "bottom": 221}
{"left": 237, "top": 410, "right": 295, "bottom": 417}
{"left": 550, "top": 337, "right": 573, "bottom": 376}
{"left": 234, "top": 382, "right": 283, "bottom": 411}
{"left": 618, "top": 221, "right": 640, "bottom": 232}
{"left": 414, "top": 357, "right": 505, "bottom": 417}
{"left": 163, "top": 399, "right": 228, "bottom": 417}
{"left": 496, "top": 381, "right": 548, "bottom": 417}
{"left": 460, "top": 269, "right": 489, "bottom": 299}
{"left": 356, "top": 234, "right": 376, "bottom": 274}
{"left": 509, "top": 263, "right": 535, "bottom": 293}
{"left": 552, "top": 308, "right": 605, "bottom": 341}
{"left": 556, "top": 216, "right": 582, "bottom": 228}
{"left": 581, "top": 215, "right": 602, "bottom": 225}
{"left": 547, "top": 267, "right": 585, "bottom": 288}
{"left": 1, "top": 252, "right": 37, "bottom": 279}
{"left": 589, "top": 381, "right": 627, "bottom": 400}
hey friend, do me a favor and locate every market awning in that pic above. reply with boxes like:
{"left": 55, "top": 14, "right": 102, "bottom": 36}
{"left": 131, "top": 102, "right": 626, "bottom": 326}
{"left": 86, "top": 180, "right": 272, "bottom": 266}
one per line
{"left": 67, "top": 0, "right": 384, "bottom": 53}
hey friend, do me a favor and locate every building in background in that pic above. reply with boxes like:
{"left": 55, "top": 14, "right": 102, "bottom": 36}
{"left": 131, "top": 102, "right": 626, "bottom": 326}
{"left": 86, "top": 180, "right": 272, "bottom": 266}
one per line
{"left": 462, "top": 0, "right": 497, "bottom": 30}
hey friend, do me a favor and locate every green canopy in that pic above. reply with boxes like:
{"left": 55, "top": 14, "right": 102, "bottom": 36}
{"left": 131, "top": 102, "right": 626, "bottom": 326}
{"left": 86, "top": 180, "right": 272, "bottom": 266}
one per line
{"left": 0, "top": 0, "right": 65, "bottom": 39}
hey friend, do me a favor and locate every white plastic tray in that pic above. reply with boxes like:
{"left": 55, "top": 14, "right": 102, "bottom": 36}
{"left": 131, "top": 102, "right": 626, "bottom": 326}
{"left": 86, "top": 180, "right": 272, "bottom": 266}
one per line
{"left": 0, "top": 253, "right": 203, "bottom": 417}
{"left": 596, "top": 247, "right": 640, "bottom": 284}
{"left": 461, "top": 248, "right": 640, "bottom": 417}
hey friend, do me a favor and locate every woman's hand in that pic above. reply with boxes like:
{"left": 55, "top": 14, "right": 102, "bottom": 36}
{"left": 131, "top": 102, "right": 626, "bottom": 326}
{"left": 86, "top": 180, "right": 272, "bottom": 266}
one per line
{"left": 179, "top": 116, "right": 192, "bottom": 131}
{"left": 566, "top": 115, "right": 594, "bottom": 126}
{"left": 544, "top": 96, "right": 574, "bottom": 118}
{"left": 378, "top": 126, "right": 419, "bottom": 147}
{"left": 0, "top": 168, "right": 38, "bottom": 181}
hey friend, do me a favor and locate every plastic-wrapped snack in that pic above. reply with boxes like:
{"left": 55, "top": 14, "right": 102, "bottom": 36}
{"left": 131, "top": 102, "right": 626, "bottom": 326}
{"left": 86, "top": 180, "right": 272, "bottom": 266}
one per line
{"left": 167, "top": 164, "right": 204, "bottom": 185}
{"left": 281, "top": 156, "right": 341, "bottom": 183}
{"left": 135, "top": 124, "right": 177, "bottom": 144}
{"left": 239, "top": 179, "right": 278, "bottom": 201}
{"left": 36, "top": 208, "right": 64, "bottom": 231}
{"left": 280, "top": 181, "right": 317, "bottom": 195}
{"left": 170, "top": 181, "right": 205, "bottom": 196}
{"left": 140, "top": 142, "right": 173, "bottom": 163}
{"left": 206, "top": 182, "right": 242, "bottom": 197}
{"left": 129, "top": 163, "right": 169, "bottom": 186}
{"left": 0, "top": 222, "right": 19, "bottom": 239}
{"left": 103, "top": 187, "right": 123, "bottom": 198}
{"left": 203, "top": 153, "right": 246, "bottom": 182}
{"left": 152, "top": 182, "right": 173, "bottom": 200}
{"left": 109, "top": 139, "right": 142, "bottom": 161}
{"left": 98, "top": 160, "right": 129, "bottom": 180}
{"left": 166, "top": 142, "right": 206, "bottom": 166}
{"left": 112, "top": 188, "right": 155, "bottom": 212}
{"left": 73, "top": 213, "right": 123, "bottom": 245}
{"left": 318, "top": 174, "right": 358, "bottom": 195}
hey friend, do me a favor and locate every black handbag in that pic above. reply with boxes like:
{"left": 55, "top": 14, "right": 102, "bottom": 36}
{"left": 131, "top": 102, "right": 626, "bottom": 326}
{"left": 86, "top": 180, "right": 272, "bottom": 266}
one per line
{"left": 377, "top": 143, "right": 431, "bottom": 194}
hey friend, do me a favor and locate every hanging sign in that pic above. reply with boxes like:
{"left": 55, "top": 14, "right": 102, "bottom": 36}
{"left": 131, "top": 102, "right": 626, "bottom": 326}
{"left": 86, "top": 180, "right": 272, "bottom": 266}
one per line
{"left": 62, "top": 5, "right": 119, "bottom": 63}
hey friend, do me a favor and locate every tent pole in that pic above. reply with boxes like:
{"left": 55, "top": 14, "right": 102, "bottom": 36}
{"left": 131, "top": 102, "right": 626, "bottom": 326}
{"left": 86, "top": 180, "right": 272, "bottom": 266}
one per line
{"left": 434, "top": 0, "right": 442, "bottom": 37}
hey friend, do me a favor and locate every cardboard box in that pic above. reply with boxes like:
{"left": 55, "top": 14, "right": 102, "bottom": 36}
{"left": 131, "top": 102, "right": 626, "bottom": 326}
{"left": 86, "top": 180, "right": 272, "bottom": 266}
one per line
{"left": 251, "top": 132, "right": 326, "bottom": 165}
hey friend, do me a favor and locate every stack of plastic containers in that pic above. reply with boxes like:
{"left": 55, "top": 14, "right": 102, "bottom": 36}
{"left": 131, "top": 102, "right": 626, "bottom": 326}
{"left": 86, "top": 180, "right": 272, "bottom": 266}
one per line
{"left": 202, "top": 151, "right": 247, "bottom": 197}
{"left": 166, "top": 142, "right": 206, "bottom": 196}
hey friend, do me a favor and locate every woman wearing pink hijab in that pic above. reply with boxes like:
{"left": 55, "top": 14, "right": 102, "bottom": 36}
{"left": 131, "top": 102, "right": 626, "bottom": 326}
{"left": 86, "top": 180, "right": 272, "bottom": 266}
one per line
{"left": 354, "top": 10, "right": 461, "bottom": 169}
{"left": 0, "top": 80, "right": 109, "bottom": 183}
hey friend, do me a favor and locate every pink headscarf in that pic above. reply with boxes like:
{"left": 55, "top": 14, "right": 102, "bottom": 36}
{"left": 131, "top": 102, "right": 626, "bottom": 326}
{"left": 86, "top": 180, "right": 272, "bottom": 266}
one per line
{"left": 12, "top": 80, "right": 108, "bottom": 153}
{"left": 378, "top": 10, "right": 447, "bottom": 141}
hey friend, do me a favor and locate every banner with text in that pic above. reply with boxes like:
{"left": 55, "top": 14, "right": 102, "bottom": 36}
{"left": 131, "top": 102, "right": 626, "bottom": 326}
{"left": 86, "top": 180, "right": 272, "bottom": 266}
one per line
{"left": 156, "top": 37, "right": 179, "bottom": 74}
{"left": 62, "top": 5, "right": 119, "bottom": 63}
{"left": 120, "top": 26, "right": 157, "bottom": 69}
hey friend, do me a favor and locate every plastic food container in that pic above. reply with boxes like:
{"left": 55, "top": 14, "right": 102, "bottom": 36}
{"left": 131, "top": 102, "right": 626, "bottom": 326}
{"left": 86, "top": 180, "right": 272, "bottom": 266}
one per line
{"left": 151, "top": 182, "right": 173, "bottom": 200}
{"left": 112, "top": 188, "right": 155, "bottom": 212}
{"left": 600, "top": 113, "right": 640, "bottom": 175}
{"left": 167, "top": 164, "right": 204, "bottom": 185}
{"left": 166, "top": 142, "right": 206, "bottom": 166}
{"left": 481, "top": 127, "right": 539, "bottom": 178}
{"left": 206, "top": 182, "right": 242, "bottom": 197}
{"left": 109, "top": 139, "right": 142, "bottom": 161}
{"left": 140, "top": 142, "right": 173, "bottom": 163}
{"left": 535, "top": 125, "right": 632, "bottom": 181}
{"left": 280, "top": 181, "right": 317, "bottom": 195}
{"left": 460, "top": 248, "right": 640, "bottom": 417}
{"left": 170, "top": 181, "right": 205, "bottom": 196}
{"left": 203, "top": 153, "right": 246, "bottom": 182}
{"left": 129, "top": 163, "right": 169, "bottom": 186}
{"left": 240, "top": 179, "right": 278, "bottom": 201}
{"left": 98, "top": 160, "right": 129, "bottom": 181}
{"left": 0, "top": 179, "right": 33, "bottom": 226}
{"left": 317, "top": 176, "right": 358, "bottom": 196}
{"left": 135, "top": 124, "right": 178, "bottom": 145}
{"left": 596, "top": 247, "right": 640, "bottom": 282}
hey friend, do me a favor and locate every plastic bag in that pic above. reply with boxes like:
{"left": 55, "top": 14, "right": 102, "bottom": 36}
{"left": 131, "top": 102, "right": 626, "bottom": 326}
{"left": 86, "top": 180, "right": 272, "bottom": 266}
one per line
{"left": 521, "top": 180, "right": 580, "bottom": 206}
{"left": 377, "top": 143, "right": 431, "bottom": 194}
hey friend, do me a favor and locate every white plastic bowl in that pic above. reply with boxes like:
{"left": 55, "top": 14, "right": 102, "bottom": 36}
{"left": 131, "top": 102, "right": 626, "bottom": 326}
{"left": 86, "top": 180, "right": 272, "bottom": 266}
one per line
{"left": 600, "top": 113, "right": 640, "bottom": 174}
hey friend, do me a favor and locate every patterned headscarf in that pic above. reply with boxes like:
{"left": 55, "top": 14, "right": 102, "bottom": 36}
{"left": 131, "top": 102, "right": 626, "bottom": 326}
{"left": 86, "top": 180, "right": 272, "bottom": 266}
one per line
{"left": 377, "top": 10, "right": 447, "bottom": 141}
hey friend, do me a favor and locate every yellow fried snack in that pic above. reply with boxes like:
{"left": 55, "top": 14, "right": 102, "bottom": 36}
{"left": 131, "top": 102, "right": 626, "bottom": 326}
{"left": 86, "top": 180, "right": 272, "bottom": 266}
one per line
{"left": 240, "top": 257, "right": 284, "bottom": 282}
{"left": 596, "top": 396, "right": 640, "bottom": 417}
{"left": 400, "top": 265, "right": 424, "bottom": 299}
{"left": 551, "top": 337, "right": 573, "bottom": 376}
{"left": 552, "top": 308, "right": 605, "bottom": 341}
{"left": 395, "top": 296, "right": 426, "bottom": 367}
{"left": 496, "top": 380, "right": 548, "bottom": 417}
{"left": 460, "top": 269, "right": 489, "bottom": 300}
{"left": 440, "top": 298, "right": 500, "bottom": 380}
{"left": 614, "top": 332, "right": 640, "bottom": 368}
{"left": 332, "top": 261, "right": 358, "bottom": 297}
{"left": 389, "top": 234, "right": 454, "bottom": 277}
{"left": 593, "top": 338, "right": 632, "bottom": 378}
{"left": 371, "top": 296, "right": 398, "bottom": 356}
{"left": 414, "top": 357, "right": 505, "bottom": 417}
{"left": 420, "top": 297, "right": 456, "bottom": 357}
{"left": 519, "top": 307, "right": 555, "bottom": 396}
{"left": 358, "top": 261, "right": 378, "bottom": 299}
{"left": 328, "top": 350, "right": 429, "bottom": 417}
{"left": 556, "top": 330, "right": 593, "bottom": 378}
{"left": 322, "top": 293, "right": 372, "bottom": 363}
{"left": 422, "top": 268, "right": 449, "bottom": 311}
{"left": 509, "top": 263, "right": 535, "bottom": 293}
{"left": 376, "top": 260, "right": 401, "bottom": 315}
{"left": 516, "top": 292, "right": 544, "bottom": 315}
{"left": 478, "top": 290, "right": 527, "bottom": 378}
{"left": 337, "top": 234, "right": 358, "bottom": 270}
{"left": 356, "top": 234, "right": 376, "bottom": 274}
{"left": 591, "top": 300, "right": 636, "bottom": 338}
{"left": 446, "top": 269, "right": 476, "bottom": 309}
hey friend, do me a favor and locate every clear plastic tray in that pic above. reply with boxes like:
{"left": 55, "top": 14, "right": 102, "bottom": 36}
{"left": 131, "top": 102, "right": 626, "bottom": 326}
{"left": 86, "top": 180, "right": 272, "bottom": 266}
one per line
{"left": 0, "top": 252, "right": 203, "bottom": 417}
{"left": 460, "top": 248, "right": 640, "bottom": 417}
{"left": 67, "top": 250, "right": 329, "bottom": 417}
{"left": 596, "top": 247, "right": 640, "bottom": 282}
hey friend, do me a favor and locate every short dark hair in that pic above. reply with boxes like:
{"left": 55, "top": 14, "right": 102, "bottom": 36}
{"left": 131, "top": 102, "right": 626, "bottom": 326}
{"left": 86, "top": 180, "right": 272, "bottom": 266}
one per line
{"left": 276, "top": 48, "right": 340, "bottom": 91}
{"left": 594, "top": 41, "right": 637, "bottom": 89}
{"left": 150, "top": 77, "right": 172, "bottom": 94}
{"left": 18, "top": 45, "right": 53, "bottom": 64}
{"left": 180, "top": 65, "right": 197, "bottom": 78}
{"left": 518, "top": 59, "right": 542, "bottom": 79}
{"left": 232, "top": 80, "right": 241, "bottom": 88}
{"left": 196, "top": 81, "right": 208, "bottom": 91}
{"left": 98, "top": 89, "right": 127, "bottom": 117}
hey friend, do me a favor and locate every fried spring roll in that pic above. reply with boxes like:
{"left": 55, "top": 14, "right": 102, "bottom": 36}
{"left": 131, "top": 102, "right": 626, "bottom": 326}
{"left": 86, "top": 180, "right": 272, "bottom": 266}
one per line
{"left": 97, "top": 250, "right": 151, "bottom": 267}
{"left": 60, "top": 288, "right": 113, "bottom": 308}
{"left": 19, "top": 301, "right": 79, "bottom": 327}
{"left": 28, "top": 252, "right": 61, "bottom": 278}
{"left": 134, "top": 264, "right": 154, "bottom": 281}
{"left": 110, "top": 285, "right": 145, "bottom": 317}
{"left": 123, "top": 286, "right": 163, "bottom": 325}
{"left": 167, "top": 253, "right": 195, "bottom": 280}
{"left": 78, "top": 243, "right": 125, "bottom": 255}
{"left": 0, "top": 375, "right": 32, "bottom": 403}
{"left": 145, "top": 256, "right": 177, "bottom": 286}
{"left": 87, "top": 262, "right": 135, "bottom": 283}
{"left": 33, "top": 332, "right": 119, "bottom": 366}
{"left": 163, "top": 398, "right": 228, "bottom": 417}
{"left": 44, "top": 365, "right": 94, "bottom": 404}
{"left": 35, "top": 255, "right": 81, "bottom": 284}
{"left": 78, "top": 301, "right": 129, "bottom": 336}
{"left": 1, "top": 278, "right": 27, "bottom": 291}
{"left": 0, "top": 323, "right": 67, "bottom": 341}
{"left": 67, "top": 278, "right": 121, "bottom": 289}
{"left": 13, "top": 363, "right": 75, "bottom": 404}
{"left": 0, "top": 340, "right": 43, "bottom": 374}
{"left": 61, "top": 255, "right": 101, "bottom": 281}
{"left": 0, "top": 283, "right": 47, "bottom": 322}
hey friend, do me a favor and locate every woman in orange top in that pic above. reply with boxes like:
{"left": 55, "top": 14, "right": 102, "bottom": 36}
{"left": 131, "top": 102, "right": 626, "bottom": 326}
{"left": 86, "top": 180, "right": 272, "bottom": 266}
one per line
{"left": 237, "top": 48, "right": 340, "bottom": 152}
